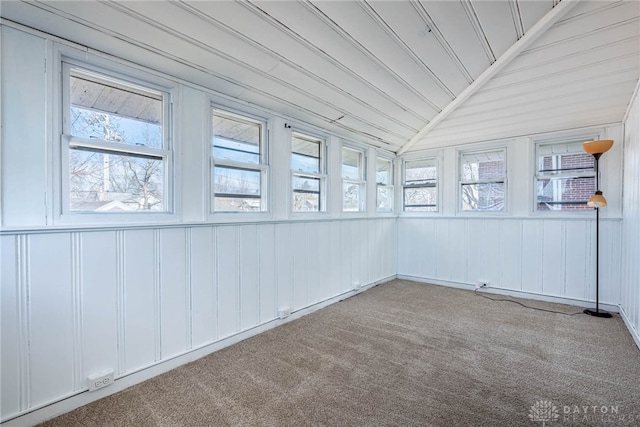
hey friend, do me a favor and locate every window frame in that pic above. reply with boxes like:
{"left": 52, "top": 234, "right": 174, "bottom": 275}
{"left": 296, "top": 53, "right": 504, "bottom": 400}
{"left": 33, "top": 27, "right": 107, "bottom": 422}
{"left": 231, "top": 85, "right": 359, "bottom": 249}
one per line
{"left": 458, "top": 148, "right": 507, "bottom": 213}
{"left": 376, "top": 155, "right": 394, "bottom": 213}
{"left": 533, "top": 134, "right": 599, "bottom": 214}
{"left": 291, "top": 131, "right": 327, "bottom": 214}
{"left": 209, "top": 107, "right": 269, "bottom": 215}
{"left": 402, "top": 157, "right": 438, "bottom": 213}
{"left": 55, "top": 51, "right": 177, "bottom": 225}
{"left": 341, "top": 145, "right": 367, "bottom": 213}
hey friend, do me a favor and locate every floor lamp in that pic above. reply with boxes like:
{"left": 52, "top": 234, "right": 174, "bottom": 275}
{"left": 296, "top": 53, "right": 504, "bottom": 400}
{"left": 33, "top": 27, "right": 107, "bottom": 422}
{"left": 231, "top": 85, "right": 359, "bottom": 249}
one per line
{"left": 582, "top": 139, "right": 614, "bottom": 318}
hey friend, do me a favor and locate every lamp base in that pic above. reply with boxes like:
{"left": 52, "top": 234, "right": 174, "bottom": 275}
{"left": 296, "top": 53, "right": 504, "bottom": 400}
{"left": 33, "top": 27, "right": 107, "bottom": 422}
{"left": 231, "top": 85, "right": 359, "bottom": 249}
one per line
{"left": 583, "top": 308, "right": 612, "bottom": 318}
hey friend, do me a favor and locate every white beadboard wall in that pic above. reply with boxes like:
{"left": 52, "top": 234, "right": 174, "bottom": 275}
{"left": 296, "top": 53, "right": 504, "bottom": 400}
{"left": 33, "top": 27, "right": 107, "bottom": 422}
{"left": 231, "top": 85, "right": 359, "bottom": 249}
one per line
{"left": 0, "top": 218, "right": 397, "bottom": 421}
{"left": 620, "top": 84, "right": 640, "bottom": 346}
{"left": 398, "top": 217, "right": 622, "bottom": 306}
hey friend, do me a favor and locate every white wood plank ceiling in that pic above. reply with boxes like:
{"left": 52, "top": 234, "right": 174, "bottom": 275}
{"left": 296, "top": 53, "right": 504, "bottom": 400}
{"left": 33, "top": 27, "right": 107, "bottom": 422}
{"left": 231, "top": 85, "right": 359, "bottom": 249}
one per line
{"left": 2, "top": 1, "right": 638, "bottom": 153}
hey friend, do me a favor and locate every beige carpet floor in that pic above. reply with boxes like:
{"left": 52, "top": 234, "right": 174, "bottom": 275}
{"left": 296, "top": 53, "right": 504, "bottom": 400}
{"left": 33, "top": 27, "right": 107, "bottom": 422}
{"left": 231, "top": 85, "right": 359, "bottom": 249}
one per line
{"left": 39, "top": 280, "right": 640, "bottom": 427}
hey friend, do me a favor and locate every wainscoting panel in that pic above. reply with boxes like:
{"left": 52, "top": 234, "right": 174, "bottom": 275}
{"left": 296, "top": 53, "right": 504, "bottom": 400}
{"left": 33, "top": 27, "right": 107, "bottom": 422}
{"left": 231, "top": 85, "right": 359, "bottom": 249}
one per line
{"left": 80, "top": 231, "right": 119, "bottom": 389}
{"left": 0, "top": 218, "right": 397, "bottom": 422}
{"left": 190, "top": 227, "right": 216, "bottom": 347}
{"left": 398, "top": 217, "right": 622, "bottom": 304}
{"left": 1, "top": 235, "right": 20, "bottom": 417}
{"left": 29, "top": 233, "right": 75, "bottom": 408}
{"left": 122, "top": 229, "right": 157, "bottom": 373}
{"left": 159, "top": 228, "right": 189, "bottom": 359}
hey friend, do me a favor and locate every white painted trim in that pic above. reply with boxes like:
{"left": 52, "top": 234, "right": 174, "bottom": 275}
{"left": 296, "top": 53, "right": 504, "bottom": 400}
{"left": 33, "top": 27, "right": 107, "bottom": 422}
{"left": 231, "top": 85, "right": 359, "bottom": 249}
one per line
{"left": 397, "top": 0, "right": 581, "bottom": 155}
{"left": 0, "top": 275, "right": 394, "bottom": 426}
{"left": 396, "top": 275, "right": 620, "bottom": 313}
{"left": 619, "top": 304, "right": 640, "bottom": 352}
{"left": 622, "top": 78, "right": 640, "bottom": 124}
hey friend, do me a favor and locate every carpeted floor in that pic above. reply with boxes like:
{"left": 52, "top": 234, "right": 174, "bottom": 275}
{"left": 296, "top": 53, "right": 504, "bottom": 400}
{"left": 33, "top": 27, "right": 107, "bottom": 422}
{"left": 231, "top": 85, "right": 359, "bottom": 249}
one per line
{"left": 39, "top": 280, "right": 640, "bottom": 427}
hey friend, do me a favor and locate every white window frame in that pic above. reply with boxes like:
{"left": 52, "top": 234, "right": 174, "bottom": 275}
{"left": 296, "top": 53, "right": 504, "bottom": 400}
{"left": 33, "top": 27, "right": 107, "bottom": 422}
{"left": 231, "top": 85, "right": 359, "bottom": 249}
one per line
{"left": 54, "top": 48, "right": 176, "bottom": 225}
{"left": 210, "top": 107, "right": 269, "bottom": 215}
{"left": 533, "top": 134, "right": 599, "bottom": 214}
{"left": 376, "top": 156, "right": 394, "bottom": 213}
{"left": 402, "top": 157, "right": 438, "bottom": 213}
{"left": 291, "top": 131, "right": 327, "bottom": 214}
{"left": 341, "top": 145, "right": 367, "bottom": 213}
{"left": 458, "top": 148, "right": 507, "bottom": 213}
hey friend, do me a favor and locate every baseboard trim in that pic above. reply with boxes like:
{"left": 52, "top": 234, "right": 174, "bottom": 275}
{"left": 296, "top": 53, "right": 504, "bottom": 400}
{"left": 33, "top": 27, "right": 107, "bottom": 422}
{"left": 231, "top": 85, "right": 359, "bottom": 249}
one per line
{"left": 618, "top": 304, "right": 640, "bottom": 351}
{"left": 396, "top": 275, "right": 620, "bottom": 313}
{"left": 1, "top": 275, "right": 394, "bottom": 427}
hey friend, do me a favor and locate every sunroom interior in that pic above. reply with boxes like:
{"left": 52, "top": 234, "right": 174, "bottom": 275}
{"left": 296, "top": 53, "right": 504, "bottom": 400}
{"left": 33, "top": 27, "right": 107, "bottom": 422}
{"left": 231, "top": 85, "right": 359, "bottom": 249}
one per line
{"left": 1, "top": 0, "right": 639, "bottom": 425}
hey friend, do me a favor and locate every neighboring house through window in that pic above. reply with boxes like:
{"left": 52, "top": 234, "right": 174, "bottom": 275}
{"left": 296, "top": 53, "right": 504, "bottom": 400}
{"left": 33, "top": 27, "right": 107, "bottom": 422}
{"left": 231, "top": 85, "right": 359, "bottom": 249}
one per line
{"left": 535, "top": 137, "right": 596, "bottom": 211}
{"left": 291, "top": 132, "right": 326, "bottom": 212}
{"left": 211, "top": 109, "right": 267, "bottom": 212}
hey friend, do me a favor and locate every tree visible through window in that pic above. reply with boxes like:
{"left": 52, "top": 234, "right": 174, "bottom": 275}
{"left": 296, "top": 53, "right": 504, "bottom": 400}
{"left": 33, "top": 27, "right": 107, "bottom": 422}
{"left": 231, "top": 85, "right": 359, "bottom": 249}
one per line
{"left": 460, "top": 150, "right": 506, "bottom": 211}
{"left": 403, "top": 159, "right": 437, "bottom": 212}
{"left": 342, "top": 147, "right": 366, "bottom": 212}
{"left": 65, "top": 66, "right": 169, "bottom": 212}
{"left": 376, "top": 158, "right": 393, "bottom": 212}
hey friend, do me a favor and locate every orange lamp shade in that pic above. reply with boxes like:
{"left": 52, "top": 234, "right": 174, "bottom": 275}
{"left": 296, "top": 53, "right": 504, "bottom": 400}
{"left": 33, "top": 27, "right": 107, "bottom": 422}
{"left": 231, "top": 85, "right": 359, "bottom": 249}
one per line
{"left": 582, "top": 139, "right": 614, "bottom": 155}
{"left": 587, "top": 191, "right": 607, "bottom": 208}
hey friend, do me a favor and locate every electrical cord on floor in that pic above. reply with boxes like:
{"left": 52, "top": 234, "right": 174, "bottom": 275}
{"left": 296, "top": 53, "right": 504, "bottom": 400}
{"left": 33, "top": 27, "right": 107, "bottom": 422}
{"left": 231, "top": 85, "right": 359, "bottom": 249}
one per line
{"left": 474, "top": 288, "right": 583, "bottom": 316}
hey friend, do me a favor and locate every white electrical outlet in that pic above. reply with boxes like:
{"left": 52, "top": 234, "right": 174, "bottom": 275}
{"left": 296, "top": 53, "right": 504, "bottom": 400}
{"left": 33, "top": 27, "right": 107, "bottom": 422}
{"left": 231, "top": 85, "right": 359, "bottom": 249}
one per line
{"left": 278, "top": 308, "right": 291, "bottom": 319}
{"left": 353, "top": 282, "right": 362, "bottom": 290}
{"left": 88, "top": 370, "right": 114, "bottom": 392}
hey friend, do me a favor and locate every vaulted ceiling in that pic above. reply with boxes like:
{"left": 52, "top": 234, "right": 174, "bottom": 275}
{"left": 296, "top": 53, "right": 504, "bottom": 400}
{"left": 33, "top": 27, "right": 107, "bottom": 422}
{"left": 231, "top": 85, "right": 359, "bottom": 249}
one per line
{"left": 2, "top": 1, "right": 638, "bottom": 153}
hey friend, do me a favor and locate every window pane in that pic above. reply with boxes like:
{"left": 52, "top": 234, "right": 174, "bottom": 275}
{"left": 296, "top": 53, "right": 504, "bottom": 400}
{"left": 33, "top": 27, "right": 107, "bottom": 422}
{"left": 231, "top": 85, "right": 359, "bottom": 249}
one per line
{"left": 377, "top": 186, "right": 393, "bottom": 211}
{"left": 292, "top": 135, "right": 321, "bottom": 173}
{"left": 70, "top": 74, "right": 163, "bottom": 149}
{"left": 404, "top": 187, "right": 437, "bottom": 212}
{"left": 343, "top": 182, "right": 361, "bottom": 211}
{"left": 461, "top": 183, "right": 505, "bottom": 211}
{"left": 342, "top": 148, "right": 362, "bottom": 180}
{"left": 214, "top": 197, "right": 260, "bottom": 212}
{"left": 293, "top": 175, "right": 320, "bottom": 192}
{"left": 212, "top": 113, "right": 261, "bottom": 164}
{"left": 405, "top": 160, "right": 436, "bottom": 185}
{"left": 293, "top": 193, "right": 320, "bottom": 212}
{"left": 538, "top": 152, "right": 594, "bottom": 176}
{"left": 213, "top": 166, "right": 260, "bottom": 197}
{"left": 376, "top": 158, "right": 391, "bottom": 184}
{"left": 461, "top": 152, "right": 504, "bottom": 181}
{"left": 69, "top": 148, "right": 164, "bottom": 211}
{"left": 537, "top": 177, "right": 595, "bottom": 211}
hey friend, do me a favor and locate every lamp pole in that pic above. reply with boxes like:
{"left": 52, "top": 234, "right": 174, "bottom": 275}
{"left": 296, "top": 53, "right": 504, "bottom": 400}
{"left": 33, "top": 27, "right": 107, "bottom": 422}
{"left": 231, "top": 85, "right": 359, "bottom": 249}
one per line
{"left": 583, "top": 145, "right": 612, "bottom": 318}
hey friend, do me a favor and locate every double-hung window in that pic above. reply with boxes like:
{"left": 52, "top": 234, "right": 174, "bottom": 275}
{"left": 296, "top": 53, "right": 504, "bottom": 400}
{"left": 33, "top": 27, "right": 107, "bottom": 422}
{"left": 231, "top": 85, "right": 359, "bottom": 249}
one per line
{"left": 403, "top": 159, "right": 437, "bottom": 212}
{"left": 342, "top": 147, "right": 366, "bottom": 212}
{"left": 376, "top": 157, "right": 393, "bottom": 212}
{"left": 291, "top": 132, "right": 326, "bottom": 212}
{"left": 62, "top": 63, "right": 171, "bottom": 213}
{"left": 535, "top": 138, "right": 596, "bottom": 211}
{"left": 460, "top": 149, "right": 506, "bottom": 212}
{"left": 211, "top": 109, "right": 267, "bottom": 212}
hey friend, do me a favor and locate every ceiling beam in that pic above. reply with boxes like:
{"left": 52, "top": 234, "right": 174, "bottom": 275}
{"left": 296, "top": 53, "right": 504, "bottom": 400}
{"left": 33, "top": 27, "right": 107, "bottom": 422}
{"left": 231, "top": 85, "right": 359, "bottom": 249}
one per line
{"left": 397, "top": 0, "right": 581, "bottom": 155}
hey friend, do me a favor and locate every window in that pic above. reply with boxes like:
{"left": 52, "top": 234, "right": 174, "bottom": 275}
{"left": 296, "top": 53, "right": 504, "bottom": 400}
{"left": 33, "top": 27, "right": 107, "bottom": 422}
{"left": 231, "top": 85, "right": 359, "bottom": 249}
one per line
{"left": 62, "top": 64, "right": 171, "bottom": 213}
{"left": 376, "top": 157, "right": 393, "bottom": 212}
{"left": 292, "top": 132, "right": 326, "bottom": 212}
{"left": 403, "top": 159, "right": 437, "bottom": 212}
{"left": 342, "top": 147, "right": 366, "bottom": 212}
{"left": 535, "top": 138, "right": 596, "bottom": 211}
{"left": 460, "top": 149, "right": 506, "bottom": 211}
{"left": 211, "top": 110, "right": 267, "bottom": 212}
